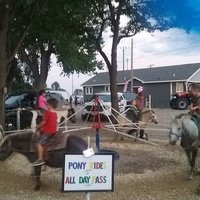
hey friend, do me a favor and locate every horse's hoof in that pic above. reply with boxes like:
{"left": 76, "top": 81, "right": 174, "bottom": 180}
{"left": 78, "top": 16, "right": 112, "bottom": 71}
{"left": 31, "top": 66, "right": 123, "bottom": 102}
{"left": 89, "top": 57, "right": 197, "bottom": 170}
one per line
{"left": 195, "top": 168, "right": 200, "bottom": 175}
{"left": 59, "top": 188, "right": 63, "bottom": 193}
{"left": 186, "top": 175, "right": 193, "bottom": 180}
{"left": 34, "top": 185, "right": 41, "bottom": 191}
{"left": 196, "top": 184, "right": 200, "bottom": 194}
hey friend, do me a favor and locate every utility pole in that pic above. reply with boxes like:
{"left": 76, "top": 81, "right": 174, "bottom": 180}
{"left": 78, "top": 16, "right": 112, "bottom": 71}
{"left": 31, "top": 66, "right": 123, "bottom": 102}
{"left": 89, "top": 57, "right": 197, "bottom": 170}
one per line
{"left": 123, "top": 46, "right": 125, "bottom": 71}
{"left": 126, "top": 58, "right": 129, "bottom": 70}
{"left": 131, "top": 38, "right": 133, "bottom": 92}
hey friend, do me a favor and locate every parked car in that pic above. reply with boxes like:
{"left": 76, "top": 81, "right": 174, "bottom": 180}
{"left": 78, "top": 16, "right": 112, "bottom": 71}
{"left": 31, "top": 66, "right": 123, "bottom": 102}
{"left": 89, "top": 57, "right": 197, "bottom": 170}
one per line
{"left": 5, "top": 91, "right": 69, "bottom": 131}
{"left": 46, "top": 89, "right": 70, "bottom": 101}
{"left": 5, "top": 91, "right": 68, "bottom": 111}
{"left": 81, "top": 92, "right": 127, "bottom": 121}
{"left": 71, "top": 95, "right": 84, "bottom": 105}
{"left": 169, "top": 91, "right": 192, "bottom": 110}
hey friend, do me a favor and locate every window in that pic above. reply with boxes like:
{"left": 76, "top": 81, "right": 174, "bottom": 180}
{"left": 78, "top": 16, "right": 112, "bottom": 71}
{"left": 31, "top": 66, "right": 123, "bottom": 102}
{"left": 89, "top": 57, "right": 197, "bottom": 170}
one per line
{"left": 104, "top": 85, "right": 110, "bottom": 92}
{"left": 176, "top": 83, "right": 184, "bottom": 92}
{"left": 85, "top": 87, "right": 93, "bottom": 95}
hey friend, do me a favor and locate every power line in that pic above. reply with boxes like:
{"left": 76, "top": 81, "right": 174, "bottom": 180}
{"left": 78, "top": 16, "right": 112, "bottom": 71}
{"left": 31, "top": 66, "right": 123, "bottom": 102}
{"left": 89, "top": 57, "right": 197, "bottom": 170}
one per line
{"left": 134, "top": 31, "right": 189, "bottom": 47}
{"left": 117, "top": 39, "right": 200, "bottom": 63}
{"left": 134, "top": 42, "right": 200, "bottom": 60}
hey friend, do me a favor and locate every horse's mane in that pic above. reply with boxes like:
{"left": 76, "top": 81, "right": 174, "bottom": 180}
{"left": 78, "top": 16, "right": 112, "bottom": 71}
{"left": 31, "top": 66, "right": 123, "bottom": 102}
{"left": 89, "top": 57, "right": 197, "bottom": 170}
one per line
{"left": 175, "top": 113, "right": 188, "bottom": 119}
{"left": 142, "top": 109, "right": 155, "bottom": 114}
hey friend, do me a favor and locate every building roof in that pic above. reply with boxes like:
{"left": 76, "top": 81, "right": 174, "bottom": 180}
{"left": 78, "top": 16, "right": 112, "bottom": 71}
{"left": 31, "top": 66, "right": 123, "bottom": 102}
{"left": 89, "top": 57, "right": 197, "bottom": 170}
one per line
{"left": 82, "top": 63, "right": 200, "bottom": 86}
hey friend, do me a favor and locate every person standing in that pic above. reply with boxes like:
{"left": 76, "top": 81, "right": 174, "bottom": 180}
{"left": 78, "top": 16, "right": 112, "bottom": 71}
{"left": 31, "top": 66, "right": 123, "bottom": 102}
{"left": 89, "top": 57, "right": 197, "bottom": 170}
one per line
{"left": 69, "top": 96, "right": 73, "bottom": 107}
{"left": 33, "top": 98, "right": 58, "bottom": 166}
{"left": 74, "top": 96, "right": 78, "bottom": 107}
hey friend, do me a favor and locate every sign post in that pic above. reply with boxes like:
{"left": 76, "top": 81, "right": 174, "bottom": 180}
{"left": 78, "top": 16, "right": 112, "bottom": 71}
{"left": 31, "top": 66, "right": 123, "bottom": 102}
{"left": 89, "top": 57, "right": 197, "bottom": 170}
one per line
{"left": 62, "top": 153, "right": 114, "bottom": 196}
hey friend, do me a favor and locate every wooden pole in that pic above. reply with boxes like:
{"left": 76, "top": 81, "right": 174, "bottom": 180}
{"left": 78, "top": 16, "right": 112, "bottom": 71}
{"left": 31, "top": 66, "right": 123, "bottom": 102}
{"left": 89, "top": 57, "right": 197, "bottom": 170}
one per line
{"left": 123, "top": 46, "right": 125, "bottom": 71}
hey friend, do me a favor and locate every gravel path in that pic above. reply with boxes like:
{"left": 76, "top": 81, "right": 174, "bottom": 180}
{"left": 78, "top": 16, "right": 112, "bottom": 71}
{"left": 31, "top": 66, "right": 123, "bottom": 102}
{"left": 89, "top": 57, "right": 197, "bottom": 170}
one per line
{"left": 1, "top": 108, "right": 200, "bottom": 200}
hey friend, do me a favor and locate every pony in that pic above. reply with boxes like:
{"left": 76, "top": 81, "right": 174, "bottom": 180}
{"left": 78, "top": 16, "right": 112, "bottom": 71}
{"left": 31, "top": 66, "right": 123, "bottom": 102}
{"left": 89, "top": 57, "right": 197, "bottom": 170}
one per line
{"left": 169, "top": 113, "right": 199, "bottom": 179}
{"left": 0, "top": 130, "right": 87, "bottom": 191}
{"left": 117, "top": 109, "right": 158, "bottom": 140}
{"left": 30, "top": 106, "right": 76, "bottom": 129}
{"left": 5, "top": 106, "right": 76, "bottom": 131}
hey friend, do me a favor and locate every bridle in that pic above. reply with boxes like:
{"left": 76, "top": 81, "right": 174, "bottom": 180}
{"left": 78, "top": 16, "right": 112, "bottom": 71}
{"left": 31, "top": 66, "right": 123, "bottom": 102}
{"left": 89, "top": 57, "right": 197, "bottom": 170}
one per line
{"left": 144, "top": 110, "right": 157, "bottom": 123}
{"left": 169, "top": 131, "right": 182, "bottom": 140}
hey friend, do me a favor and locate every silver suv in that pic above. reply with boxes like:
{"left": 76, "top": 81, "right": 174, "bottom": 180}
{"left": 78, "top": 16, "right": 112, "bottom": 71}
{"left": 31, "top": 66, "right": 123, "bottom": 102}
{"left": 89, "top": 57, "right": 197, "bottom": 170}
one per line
{"left": 81, "top": 92, "right": 127, "bottom": 121}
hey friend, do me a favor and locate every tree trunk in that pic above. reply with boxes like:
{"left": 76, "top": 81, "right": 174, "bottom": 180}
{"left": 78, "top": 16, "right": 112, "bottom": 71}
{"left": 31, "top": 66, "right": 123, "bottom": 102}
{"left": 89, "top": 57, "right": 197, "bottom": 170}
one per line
{"left": 108, "top": 64, "right": 118, "bottom": 114}
{"left": 109, "top": 18, "right": 120, "bottom": 117}
{"left": 0, "top": 31, "right": 8, "bottom": 127}
{"left": 6, "top": 58, "right": 18, "bottom": 92}
{"left": 39, "top": 50, "right": 51, "bottom": 90}
{"left": 32, "top": 50, "right": 52, "bottom": 90}
{"left": 109, "top": 42, "right": 119, "bottom": 117}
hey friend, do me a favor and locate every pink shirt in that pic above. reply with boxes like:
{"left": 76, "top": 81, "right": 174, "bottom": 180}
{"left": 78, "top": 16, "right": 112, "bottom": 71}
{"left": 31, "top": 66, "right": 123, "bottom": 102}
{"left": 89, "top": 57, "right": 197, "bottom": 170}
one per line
{"left": 38, "top": 95, "right": 46, "bottom": 109}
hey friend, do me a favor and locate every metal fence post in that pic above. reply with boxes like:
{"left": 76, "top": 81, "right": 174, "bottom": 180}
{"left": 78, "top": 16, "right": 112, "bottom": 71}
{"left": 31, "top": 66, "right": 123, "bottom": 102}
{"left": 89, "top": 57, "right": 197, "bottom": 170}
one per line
{"left": 17, "top": 108, "right": 21, "bottom": 130}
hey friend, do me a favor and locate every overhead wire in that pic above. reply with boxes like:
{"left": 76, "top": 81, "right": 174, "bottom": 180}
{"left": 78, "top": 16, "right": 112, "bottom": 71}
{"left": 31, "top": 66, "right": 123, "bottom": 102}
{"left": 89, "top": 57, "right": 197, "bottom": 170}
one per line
{"left": 119, "top": 31, "right": 191, "bottom": 49}
{"left": 117, "top": 38, "right": 200, "bottom": 62}
{"left": 134, "top": 42, "right": 200, "bottom": 60}
{"left": 134, "top": 31, "right": 189, "bottom": 48}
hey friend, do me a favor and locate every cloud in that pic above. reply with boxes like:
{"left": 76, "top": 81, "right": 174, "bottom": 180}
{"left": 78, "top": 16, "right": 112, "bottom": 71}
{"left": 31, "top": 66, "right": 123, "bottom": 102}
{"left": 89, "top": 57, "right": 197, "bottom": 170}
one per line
{"left": 134, "top": 29, "right": 200, "bottom": 56}
{"left": 115, "top": 28, "right": 200, "bottom": 70}
{"left": 47, "top": 0, "right": 200, "bottom": 92}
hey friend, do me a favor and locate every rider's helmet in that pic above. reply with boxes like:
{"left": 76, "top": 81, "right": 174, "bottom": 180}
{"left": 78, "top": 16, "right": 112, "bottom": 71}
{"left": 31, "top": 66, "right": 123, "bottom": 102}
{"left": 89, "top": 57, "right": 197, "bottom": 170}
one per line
{"left": 138, "top": 86, "right": 143, "bottom": 94}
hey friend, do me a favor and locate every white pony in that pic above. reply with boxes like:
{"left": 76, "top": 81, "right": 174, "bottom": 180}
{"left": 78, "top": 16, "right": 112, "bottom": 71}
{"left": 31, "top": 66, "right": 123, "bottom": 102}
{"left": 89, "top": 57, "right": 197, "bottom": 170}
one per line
{"left": 30, "top": 106, "right": 76, "bottom": 130}
{"left": 169, "top": 113, "right": 199, "bottom": 179}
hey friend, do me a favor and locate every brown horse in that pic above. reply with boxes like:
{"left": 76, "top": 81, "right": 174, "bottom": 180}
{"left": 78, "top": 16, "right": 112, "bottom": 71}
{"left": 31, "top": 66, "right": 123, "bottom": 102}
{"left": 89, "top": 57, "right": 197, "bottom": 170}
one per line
{"left": 117, "top": 109, "right": 158, "bottom": 140}
{"left": 0, "top": 130, "right": 87, "bottom": 191}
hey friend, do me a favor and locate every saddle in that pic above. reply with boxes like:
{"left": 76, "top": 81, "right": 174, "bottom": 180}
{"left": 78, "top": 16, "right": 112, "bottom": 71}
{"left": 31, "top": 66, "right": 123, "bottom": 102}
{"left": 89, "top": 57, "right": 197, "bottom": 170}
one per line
{"left": 31, "top": 128, "right": 70, "bottom": 152}
{"left": 191, "top": 115, "right": 200, "bottom": 132}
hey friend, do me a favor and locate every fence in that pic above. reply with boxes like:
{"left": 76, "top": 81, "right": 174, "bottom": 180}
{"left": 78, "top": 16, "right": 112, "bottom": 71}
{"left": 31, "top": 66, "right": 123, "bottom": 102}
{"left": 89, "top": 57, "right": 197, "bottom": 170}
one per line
{"left": 145, "top": 95, "right": 152, "bottom": 108}
{"left": 5, "top": 108, "right": 24, "bottom": 131}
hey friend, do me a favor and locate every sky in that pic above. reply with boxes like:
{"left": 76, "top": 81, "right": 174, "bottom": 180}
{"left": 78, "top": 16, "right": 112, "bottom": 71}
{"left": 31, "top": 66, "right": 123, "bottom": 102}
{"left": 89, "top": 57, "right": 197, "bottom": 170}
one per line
{"left": 47, "top": 0, "right": 200, "bottom": 95}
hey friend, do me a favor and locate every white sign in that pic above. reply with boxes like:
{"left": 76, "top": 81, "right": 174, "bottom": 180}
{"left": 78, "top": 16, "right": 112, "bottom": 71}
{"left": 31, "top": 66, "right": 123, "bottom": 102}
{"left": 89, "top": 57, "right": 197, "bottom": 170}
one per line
{"left": 62, "top": 154, "right": 114, "bottom": 192}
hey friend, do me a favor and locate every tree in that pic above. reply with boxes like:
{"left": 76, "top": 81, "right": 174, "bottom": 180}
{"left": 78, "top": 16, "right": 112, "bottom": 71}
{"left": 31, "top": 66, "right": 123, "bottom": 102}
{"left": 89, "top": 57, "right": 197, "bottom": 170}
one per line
{"left": 18, "top": 41, "right": 53, "bottom": 90}
{"left": 0, "top": 0, "right": 99, "bottom": 126}
{"left": 51, "top": 82, "right": 61, "bottom": 90}
{"left": 6, "top": 58, "right": 33, "bottom": 92}
{"left": 0, "top": 0, "right": 45, "bottom": 126}
{"left": 17, "top": 0, "right": 102, "bottom": 90}
{"left": 70, "top": 0, "right": 197, "bottom": 117}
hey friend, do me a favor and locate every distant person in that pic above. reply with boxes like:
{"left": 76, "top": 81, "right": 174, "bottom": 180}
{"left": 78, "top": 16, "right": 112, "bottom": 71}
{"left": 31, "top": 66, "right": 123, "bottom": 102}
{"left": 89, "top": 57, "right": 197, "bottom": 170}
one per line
{"left": 69, "top": 96, "right": 73, "bottom": 106}
{"left": 74, "top": 96, "right": 78, "bottom": 107}
{"left": 33, "top": 98, "right": 58, "bottom": 166}
{"left": 37, "top": 89, "right": 47, "bottom": 111}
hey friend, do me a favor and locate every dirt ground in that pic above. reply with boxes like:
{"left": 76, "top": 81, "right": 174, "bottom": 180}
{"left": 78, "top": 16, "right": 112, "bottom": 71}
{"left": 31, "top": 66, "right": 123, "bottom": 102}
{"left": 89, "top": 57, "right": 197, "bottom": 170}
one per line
{"left": 1, "top": 108, "right": 200, "bottom": 200}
